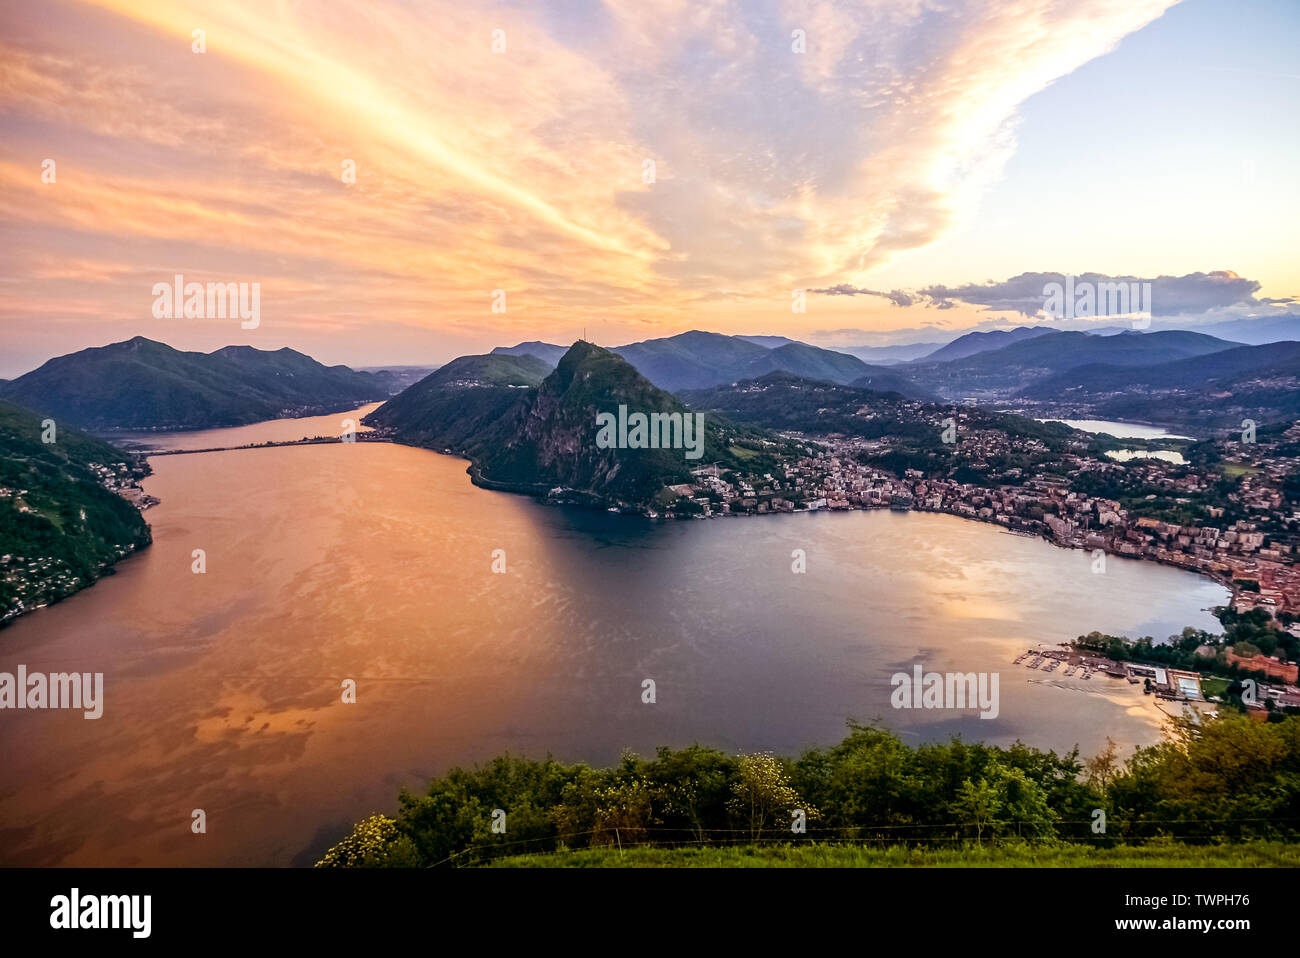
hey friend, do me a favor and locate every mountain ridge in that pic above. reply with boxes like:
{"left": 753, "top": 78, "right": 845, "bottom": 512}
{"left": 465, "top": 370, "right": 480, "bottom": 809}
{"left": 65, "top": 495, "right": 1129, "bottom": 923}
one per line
{"left": 0, "top": 337, "right": 403, "bottom": 431}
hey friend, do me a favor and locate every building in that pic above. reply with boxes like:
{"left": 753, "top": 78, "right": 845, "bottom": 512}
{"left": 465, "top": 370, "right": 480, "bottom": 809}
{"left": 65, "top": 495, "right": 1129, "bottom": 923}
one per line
{"left": 1225, "top": 650, "right": 1299, "bottom": 683}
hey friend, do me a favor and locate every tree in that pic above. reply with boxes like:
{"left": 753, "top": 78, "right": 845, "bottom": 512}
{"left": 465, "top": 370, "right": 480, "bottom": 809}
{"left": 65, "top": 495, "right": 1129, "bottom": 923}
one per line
{"left": 728, "top": 753, "right": 815, "bottom": 841}
{"left": 315, "top": 814, "right": 420, "bottom": 868}
{"left": 954, "top": 777, "right": 1000, "bottom": 844}
{"left": 1083, "top": 737, "right": 1121, "bottom": 791}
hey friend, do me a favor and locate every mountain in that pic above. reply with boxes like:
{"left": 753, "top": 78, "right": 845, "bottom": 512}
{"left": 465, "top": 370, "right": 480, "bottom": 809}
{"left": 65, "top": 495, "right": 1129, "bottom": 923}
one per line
{"left": 736, "top": 335, "right": 801, "bottom": 349}
{"left": 735, "top": 341, "right": 873, "bottom": 385}
{"left": 918, "top": 326, "right": 1056, "bottom": 363}
{"left": 835, "top": 342, "right": 944, "bottom": 364}
{"left": 0, "top": 337, "right": 399, "bottom": 431}
{"left": 610, "top": 330, "right": 771, "bottom": 391}
{"left": 380, "top": 342, "right": 795, "bottom": 509}
{"left": 355, "top": 365, "right": 440, "bottom": 391}
{"left": 364, "top": 353, "right": 552, "bottom": 451}
{"left": 906, "top": 329, "right": 1242, "bottom": 399}
{"left": 490, "top": 341, "right": 569, "bottom": 366}
{"left": 1182, "top": 314, "right": 1300, "bottom": 346}
{"left": 1018, "top": 341, "right": 1300, "bottom": 429}
{"left": 474, "top": 342, "right": 786, "bottom": 506}
{"left": 0, "top": 399, "right": 152, "bottom": 625}
{"left": 491, "top": 330, "right": 936, "bottom": 396}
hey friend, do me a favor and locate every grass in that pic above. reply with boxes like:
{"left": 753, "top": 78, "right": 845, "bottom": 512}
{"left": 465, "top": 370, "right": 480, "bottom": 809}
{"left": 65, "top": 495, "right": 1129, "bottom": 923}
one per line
{"left": 1201, "top": 676, "right": 1231, "bottom": 699}
{"left": 485, "top": 840, "right": 1300, "bottom": 868}
{"left": 1222, "top": 463, "right": 1260, "bottom": 478}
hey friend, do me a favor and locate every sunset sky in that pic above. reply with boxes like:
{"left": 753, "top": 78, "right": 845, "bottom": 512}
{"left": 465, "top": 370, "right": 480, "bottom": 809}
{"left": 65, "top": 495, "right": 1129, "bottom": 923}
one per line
{"left": 0, "top": 0, "right": 1296, "bottom": 376}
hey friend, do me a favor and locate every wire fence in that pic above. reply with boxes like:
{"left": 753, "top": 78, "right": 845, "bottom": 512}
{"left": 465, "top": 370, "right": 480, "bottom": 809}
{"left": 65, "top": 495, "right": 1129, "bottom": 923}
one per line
{"left": 426, "top": 816, "right": 1300, "bottom": 868}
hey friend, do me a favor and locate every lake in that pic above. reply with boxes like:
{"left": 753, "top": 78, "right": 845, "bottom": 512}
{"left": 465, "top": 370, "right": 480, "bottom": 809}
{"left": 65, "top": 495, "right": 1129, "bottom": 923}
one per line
{"left": 0, "top": 438, "right": 1228, "bottom": 865}
{"left": 1039, "top": 419, "right": 1191, "bottom": 441}
{"left": 1105, "top": 449, "right": 1187, "bottom": 465}
{"left": 110, "top": 403, "right": 382, "bottom": 452}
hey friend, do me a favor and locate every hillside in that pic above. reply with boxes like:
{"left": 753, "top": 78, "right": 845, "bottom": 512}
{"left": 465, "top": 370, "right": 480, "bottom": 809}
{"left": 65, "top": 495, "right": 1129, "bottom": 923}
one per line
{"left": 0, "top": 399, "right": 152, "bottom": 625}
{"left": 1019, "top": 341, "right": 1300, "bottom": 429}
{"left": 681, "top": 371, "right": 925, "bottom": 438}
{"left": 737, "top": 341, "right": 877, "bottom": 385}
{"left": 682, "top": 371, "right": 1080, "bottom": 482}
{"left": 364, "top": 353, "right": 552, "bottom": 451}
{"left": 611, "top": 330, "right": 771, "bottom": 391}
{"left": 1, "top": 337, "right": 399, "bottom": 430}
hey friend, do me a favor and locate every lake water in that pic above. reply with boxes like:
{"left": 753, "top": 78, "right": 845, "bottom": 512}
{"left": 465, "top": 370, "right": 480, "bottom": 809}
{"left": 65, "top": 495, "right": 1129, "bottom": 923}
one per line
{"left": 0, "top": 440, "right": 1228, "bottom": 865}
{"left": 1105, "top": 449, "right": 1187, "bottom": 465}
{"left": 1039, "top": 419, "right": 1191, "bottom": 441}
{"left": 110, "top": 403, "right": 381, "bottom": 452}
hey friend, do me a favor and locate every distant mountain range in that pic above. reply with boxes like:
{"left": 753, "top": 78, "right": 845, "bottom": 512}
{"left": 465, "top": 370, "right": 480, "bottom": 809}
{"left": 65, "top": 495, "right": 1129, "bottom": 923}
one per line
{"left": 9, "top": 318, "right": 1297, "bottom": 440}
{"left": 1176, "top": 313, "right": 1300, "bottom": 346}
{"left": 900, "top": 329, "right": 1243, "bottom": 400}
{"left": 1018, "top": 341, "right": 1300, "bottom": 429}
{"left": 917, "top": 325, "right": 1057, "bottom": 363}
{"left": 492, "top": 330, "right": 934, "bottom": 399}
{"left": 833, "top": 342, "right": 944, "bottom": 364}
{"left": 0, "top": 337, "right": 405, "bottom": 430}
{"left": 489, "top": 341, "right": 571, "bottom": 366}
{"left": 0, "top": 400, "right": 152, "bottom": 625}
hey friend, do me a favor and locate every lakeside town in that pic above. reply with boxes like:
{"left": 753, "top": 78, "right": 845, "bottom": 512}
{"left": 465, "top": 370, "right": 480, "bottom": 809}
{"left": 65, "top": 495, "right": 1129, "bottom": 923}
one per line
{"left": 0, "top": 458, "right": 154, "bottom": 628}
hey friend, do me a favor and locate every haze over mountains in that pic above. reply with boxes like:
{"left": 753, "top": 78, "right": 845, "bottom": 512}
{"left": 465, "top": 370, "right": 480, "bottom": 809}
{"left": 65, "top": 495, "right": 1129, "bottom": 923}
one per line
{"left": 493, "top": 330, "right": 929, "bottom": 398}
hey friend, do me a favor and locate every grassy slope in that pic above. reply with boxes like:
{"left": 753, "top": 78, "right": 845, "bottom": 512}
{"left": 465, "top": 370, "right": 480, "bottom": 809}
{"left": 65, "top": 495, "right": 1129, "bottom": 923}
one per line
{"left": 488, "top": 841, "right": 1300, "bottom": 868}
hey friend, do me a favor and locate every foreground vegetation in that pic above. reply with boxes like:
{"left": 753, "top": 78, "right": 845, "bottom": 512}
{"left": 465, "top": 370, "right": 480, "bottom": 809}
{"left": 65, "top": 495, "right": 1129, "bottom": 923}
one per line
{"left": 319, "top": 714, "right": 1300, "bottom": 868}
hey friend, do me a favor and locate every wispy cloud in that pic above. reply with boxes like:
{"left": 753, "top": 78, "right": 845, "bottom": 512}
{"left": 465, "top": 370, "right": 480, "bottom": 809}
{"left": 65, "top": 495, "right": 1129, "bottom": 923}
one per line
{"left": 1, "top": 0, "right": 1180, "bottom": 356}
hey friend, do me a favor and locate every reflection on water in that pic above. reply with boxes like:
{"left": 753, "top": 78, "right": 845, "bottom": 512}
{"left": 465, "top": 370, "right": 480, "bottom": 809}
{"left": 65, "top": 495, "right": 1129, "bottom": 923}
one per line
{"left": 0, "top": 442, "right": 1228, "bottom": 865}
{"left": 110, "top": 403, "right": 380, "bottom": 452}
